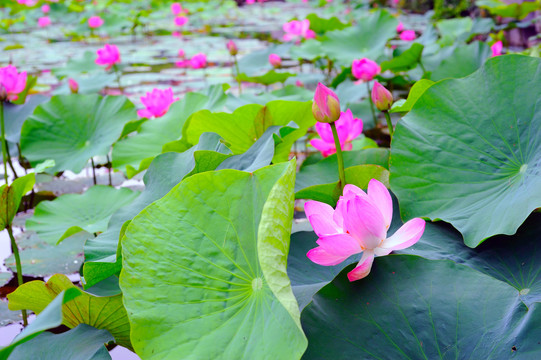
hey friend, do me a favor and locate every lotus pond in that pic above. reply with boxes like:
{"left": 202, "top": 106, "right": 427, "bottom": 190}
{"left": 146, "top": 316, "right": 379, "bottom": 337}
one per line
{"left": 0, "top": 0, "right": 541, "bottom": 359}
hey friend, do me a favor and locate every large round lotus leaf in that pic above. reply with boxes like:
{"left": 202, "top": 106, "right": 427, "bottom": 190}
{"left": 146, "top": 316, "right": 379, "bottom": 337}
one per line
{"left": 391, "top": 55, "right": 541, "bottom": 247}
{"left": 20, "top": 95, "right": 137, "bottom": 174}
{"left": 120, "top": 161, "right": 308, "bottom": 359}
{"left": 301, "top": 256, "right": 541, "bottom": 359}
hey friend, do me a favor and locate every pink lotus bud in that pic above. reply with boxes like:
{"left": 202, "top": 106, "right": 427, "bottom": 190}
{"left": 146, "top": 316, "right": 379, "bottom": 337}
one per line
{"left": 38, "top": 16, "right": 51, "bottom": 27}
{"left": 268, "top": 53, "right": 281, "bottom": 68}
{"left": 88, "top": 16, "right": 104, "bottom": 28}
{"left": 491, "top": 40, "right": 503, "bottom": 57}
{"left": 226, "top": 40, "right": 238, "bottom": 56}
{"left": 295, "top": 80, "right": 304, "bottom": 87}
{"left": 399, "top": 30, "right": 416, "bottom": 41}
{"left": 190, "top": 53, "right": 207, "bottom": 69}
{"left": 178, "top": 48, "right": 185, "bottom": 58}
{"left": 41, "top": 4, "right": 50, "bottom": 13}
{"left": 137, "top": 88, "right": 180, "bottom": 118}
{"left": 174, "top": 16, "right": 188, "bottom": 26}
{"left": 95, "top": 44, "right": 121, "bottom": 71}
{"left": 396, "top": 22, "right": 404, "bottom": 33}
{"left": 68, "top": 78, "right": 79, "bottom": 94}
{"left": 312, "top": 82, "right": 341, "bottom": 124}
{"left": 371, "top": 81, "right": 393, "bottom": 111}
{"left": 0, "top": 65, "right": 27, "bottom": 102}
{"left": 352, "top": 58, "right": 381, "bottom": 82}
{"left": 246, "top": 0, "right": 255, "bottom": 4}
{"left": 171, "top": 2, "right": 182, "bottom": 15}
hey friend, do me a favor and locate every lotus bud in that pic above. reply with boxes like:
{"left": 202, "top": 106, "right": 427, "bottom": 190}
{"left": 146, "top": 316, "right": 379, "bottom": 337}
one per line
{"left": 312, "top": 83, "right": 341, "bottom": 124}
{"left": 226, "top": 40, "right": 238, "bottom": 56}
{"left": 371, "top": 81, "right": 393, "bottom": 111}
{"left": 268, "top": 53, "right": 281, "bottom": 68}
{"left": 68, "top": 78, "right": 79, "bottom": 94}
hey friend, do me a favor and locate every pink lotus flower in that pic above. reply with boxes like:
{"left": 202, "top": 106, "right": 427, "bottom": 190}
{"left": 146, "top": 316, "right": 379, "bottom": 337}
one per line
{"left": 0, "top": 65, "right": 27, "bottom": 102}
{"left": 171, "top": 2, "right": 183, "bottom": 15}
{"left": 295, "top": 80, "right": 304, "bottom": 87}
{"left": 190, "top": 53, "right": 207, "bottom": 69}
{"left": 352, "top": 58, "right": 381, "bottom": 82}
{"left": 95, "top": 44, "right": 121, "bottom": 71}
{"left": 491, "top": 40, "right": 503, "bottom": 57}
{"left": 283, "top": 19, "right": 316, "bottom": 42}
{"left": 246, "top": 0, "right": 255, "bottom": 4}
{"left": 178, "top": 48, "right": 185, "bottom": 58}
{"left": 226, "top": 40, "right": 238, "bottom": 56}
{"left": 371, "top": 81, "right": 393, "bottom": 111}
{"left": 68, "top": 78, "right": 78, "bottom": 94}
{"left": 41, "top": 4, "right": 50, "bottom": 13}
{"left": 305, "top": 180, "right": 426, "bottom": 281}
{"left": 310, "top": 109, "right": 363, "bottom": 157}
{"left": 312, "top": 82, "right": 340, "bottom": 124}
{"left": 269, "top": 53, "right": 281, "bottom": 68}
{"left": 17, "top": 0, "right": 38, "bottom": 6}
{"left": 88, "top": 16, "right": 104, "bottom": 28}
{"left": 137, "top": 88, "right": 179, "bottom": 118}
{"left": 174, "top": 16, "right": 188, "bottom": 27}
{"left": 399, "top": 30, "right": 416, "bottom": 41}
{"left": 38, "top": 16, "right": 51, "bottom": 27}
{"left": 396, "top": 22, "right": 404, "bottom": 33}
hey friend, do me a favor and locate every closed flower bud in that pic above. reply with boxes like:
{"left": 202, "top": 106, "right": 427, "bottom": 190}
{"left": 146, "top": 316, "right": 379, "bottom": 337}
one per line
{"left": 226, "top": 40, "right": 238, "bottom": 56}
{"left": 268, "top": 53, "right": 281, "bottom": 68}
{"left": 68, "top": 78, "right": 79, "bottom": 94}
{"left": 371, "top": 81, "right": 393, "bottom": 111}
{"left": 312, "top": 83, "right": 341, "bottom": 124}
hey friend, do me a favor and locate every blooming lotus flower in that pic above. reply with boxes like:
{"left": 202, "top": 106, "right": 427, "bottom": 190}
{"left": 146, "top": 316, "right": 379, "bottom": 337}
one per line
{"left": 282, "top": 19, "right": 315, "bottom": 42}
{"left": 137, "top": 88, "right": 179, "bottom": 118}
{"left": 352, "top": 58, "right": 380, "bottom": 82}
{"left": 396, "top": 22, "right": 404, "bottom": 33}
{"left": 95, "top": 44, "right": 121, "bottom": 71}
{"left": 268, "top": 53, "right": 281, "bottom": 68}
{"left": 174, "top": 16, "right": 188, "bottom": 26}
{"left": 310, "top": 109, "right": 363, "bottom": 157}
{"left": 371, "top": 81, "right": 393, "bottom": 111}
{"left": 41, "top": 4, "right": 50, "bottom": 13}
{"left": 88, "top": 16, "right": 104, "bottom": 28}
{"left": 0, "top": 65, "right": 27, "bottom": 102}
{"left": 190, "top": 53, "right": 207, "bottom": 69}
{"left": 305, "top": 180, "right": 426, "bottom": 281}
{"left": 399, "top": 30, "right": 416, "bottom": 41}
{"left": 226, "top": 40, "right": 238, "bottom": 56}
{"left": 171, "top": 2, "right": 183, "bottom": 15}
{"left": 312, "top": 82, "right": 340, "bottom": 124}
{"left": 246, "top": 0, "right": 255, "bottom": 3}
{"left": 491, "top": 40, "right": 503, "bottom": 57}
{"left": 38, "top": 16, "right": 51, "bottom": 27}
{"left": 68, "top": 78, "right": 78, "bottom": 94}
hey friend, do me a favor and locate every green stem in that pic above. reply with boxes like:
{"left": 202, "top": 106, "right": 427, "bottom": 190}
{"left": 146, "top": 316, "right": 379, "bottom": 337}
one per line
{"left": 0, "top": 102, "right": 8, "bottom": 184}
{"left": 106, "top": 154, "right": 112, "bottom": 186}
{"left": 418, "top": 60, "right": 427, "bottom": 77}
{"left": 90, "top": 158, "right": 97, "bottom": 185}
{"left": 384, "top": 110, "right": 394, "bottom": 139}
{"left": 5, "top": 140, "right": 18, "bottom": 179}
{"left": 366, "top": 81, "right": 377, "bottom": 127}
{"left": 233, "top": 55, "right": 242, "bottom": 95}
{"left": 330, "top": 122, "right": 346, "bottom": 191}
{"left": 8, "top": 225, "right": 27, "bottom": 326}
{"left": 112, "top": 64, "right": 122, "bottom": 91}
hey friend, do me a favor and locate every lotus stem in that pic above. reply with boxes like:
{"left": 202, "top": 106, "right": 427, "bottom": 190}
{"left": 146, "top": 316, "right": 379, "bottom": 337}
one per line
{"left": 366, "top": 81, "right": 377, "bottom": 127}
{"left": 384, "top": 110, "right": 394, "bottom": 139}
{"left": 330, "top": 122, "right": 346, "bottom": 191}
{"left": 90, "top": 157, "right": 97, "bottom": 185}
{"left": 0, "top": 102, "right": 8, "bottom": 184}
{"left": 234, "top": 55, "right": 242, "bottom": 95}
{"left": 8, "top": 225, "right": 27, "bottom": 326}
{"left": 106, "top": 154, "right": 112, "bottom": 186}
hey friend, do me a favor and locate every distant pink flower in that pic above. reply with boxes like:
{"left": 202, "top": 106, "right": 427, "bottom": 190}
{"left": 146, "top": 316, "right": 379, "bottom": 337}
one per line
{"left": 295, "top": 80, "right": 304, "bottom": 87}
{"left": 172, "top": 31, "right": 182, "bottom": 37}
{"left": 17, "top": 0, "right": 38, "bottom": 6}
{"left": 312, "top": 82, "right": 340, "bottom": 124}
{"left": 400, "top": 30, "right": 416, "bottom": 41}
{"left": 226, "top": 40, "right": 238, "bottom": 56}
{"left": 283, "top": 19, "right": 315, "bottom": 42}
{"left": 38, "top": 16, "right": 51, "bottom": 27}
{"left": 394, "top": 0, "right": 400, "bottom": 3}
{"left": 174, "top": 16, "right": 188, "bottom": 26}
{"left": 41, "top": 4, "right": 50, "bottom": 13}
{"left": 352, "top": 58, "right": 380, "bottom": 82}
{"left": 396, "top": 22, "right": 404, "bottom": 33}
{"left": 68, "top": 78, "right": 79, "bottom": 94}
{"left": 171, "top": 2, "right": 182, "bottom": 15}
{"left": 95, "top": 44, "right": 121, "bottom": 71}
{"left": 246, "top": 0, "right": 255, "bottom": 4}
{"left": 190, "top": 53, "right": 207, "bottom": 69}
{"left": 310, "top": 109, "right": 362, "bottom": 157}
{"left": 305, "top": 180, "right": 426, "bottom": 281}
{"left": 137, "top": 88, "right": 179, "bottom": 118}
{"left": 0, "top": 65, "right": 27, "bottom": 101}
{"left": 268, "top": 53, "right": 281, "bottom": 68}
{"left": 302, "top": 0, "right": 308, "bottom": 2}
{"left": 491, "top": 40, "right": 503, "bottom": 57}
{"left": 88, "top": 16, "right": 104, "bottom": 28}
{"left": 178, "top": 48, "right": 185, "bottom": 58}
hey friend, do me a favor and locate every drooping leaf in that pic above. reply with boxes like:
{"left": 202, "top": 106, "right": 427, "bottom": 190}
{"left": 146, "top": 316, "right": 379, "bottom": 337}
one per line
{"left": 8, "top": 324, "right": 113, "bottom": 360}
{"left": 381, "top": 43, "right": 424, "bottom": 73}
{"left": 7, "top": 274, "right": 131, "bottom": 350}
{"left": 391, "top": 55, "right": 541, "bottom": 247}
{"left": 20, "top": 95, "right": 137, "bottom": 174}
{"left": 26, "top": 186, "right": 139, "bottom": 244}
{"left": 120, "top": 161, "right": 307, "bottom": 359}
{"left": 236, "top": 70, "right": 296, "bottom": 86}
{"left": 390, "top": 79, "right": 434, "bottom": 113}
{"left": 0, "top": 173, "right": 35, "bottom": 229}
{"left": 305, "top": 13, "right": 349, "bottom": 34}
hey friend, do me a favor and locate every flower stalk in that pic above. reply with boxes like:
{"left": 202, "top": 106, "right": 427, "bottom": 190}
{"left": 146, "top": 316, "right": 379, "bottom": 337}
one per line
{"left": 330, "top": 122, "right": 346, "bottom": 191}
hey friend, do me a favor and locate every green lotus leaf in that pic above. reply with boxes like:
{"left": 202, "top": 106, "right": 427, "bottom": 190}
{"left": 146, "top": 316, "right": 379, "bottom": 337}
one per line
{"left": 381, "top": 43, "right": 424, "bottom": 73}
{"left": 391, "top": 55, "right": 541, "bottom": 247}
{"left": 430, "top": 41, "right": 491, "bottom": 81}
{"left": 236, "top": 70, "right": 296, "bottom": 86}
{"left": 20, "top": 95, "right": 137, "bottom": 174}
{"left": 120, "top": 161, "right": 307, "bottom": 359}
{"left": 390, "top": 79, "right": 434, "bottom": 113}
